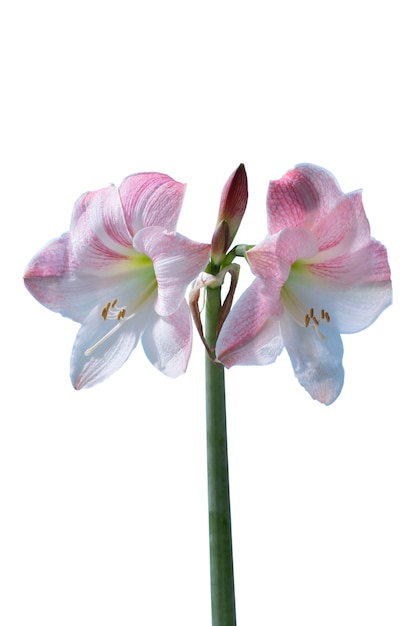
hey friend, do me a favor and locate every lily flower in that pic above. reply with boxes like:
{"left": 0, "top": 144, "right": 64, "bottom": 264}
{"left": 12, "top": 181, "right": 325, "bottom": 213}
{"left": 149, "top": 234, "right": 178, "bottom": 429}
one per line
{"left": 216, "top": 164, "right": 392, "bottom": 404}
{"left": 24, "top": 173, "right": 210, "bottom": 389}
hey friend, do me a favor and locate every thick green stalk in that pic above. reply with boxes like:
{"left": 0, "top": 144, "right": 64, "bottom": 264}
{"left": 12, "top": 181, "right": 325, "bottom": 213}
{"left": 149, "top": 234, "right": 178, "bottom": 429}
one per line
{"left": 205, "top": 284, "right": 236, "bottom": 626}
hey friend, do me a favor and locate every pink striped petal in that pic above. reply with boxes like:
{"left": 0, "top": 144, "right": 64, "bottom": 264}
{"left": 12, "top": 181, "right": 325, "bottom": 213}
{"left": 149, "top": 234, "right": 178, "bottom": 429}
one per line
{"left": 267, "top": 164, "right": 345, "bottom": 233}
{"left": 134, "top": 228, "right": 210, "bottom": 317}
{"left": 119, "top": 173, "right": 186, "bottom": 234}
{"left": 307, "top": 237, "right": 389, "bottom": 287}
{"left": 216, "top": 280, "right": 284, "bottom": 367}
{"left": 70, "top": 185, "right": 133, "bottom": 274}
{"left": 24, "top": 234, "right": 70, "bottom": 284}
{"left": 311, "top": 191, "right": 371, "bottom": 257}
{"left": 247, "top": 228, "right": 319, "bottom": 282}
{"left": 23, "top": 234, "right": 86, "bottom": 319}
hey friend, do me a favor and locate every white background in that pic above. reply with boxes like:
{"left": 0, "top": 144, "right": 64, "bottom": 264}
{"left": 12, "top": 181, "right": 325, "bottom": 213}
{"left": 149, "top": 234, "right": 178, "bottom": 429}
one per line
{"left": 1, "top": 1, "right": 415, "bottom": 624}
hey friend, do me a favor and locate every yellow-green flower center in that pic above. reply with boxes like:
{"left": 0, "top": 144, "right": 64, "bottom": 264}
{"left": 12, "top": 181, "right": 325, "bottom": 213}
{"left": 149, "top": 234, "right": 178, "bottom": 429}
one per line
{"left": 281, "top": 263, "right": 331, "bottom": 339}
{"left": 84, "top": 253, "right": 157, "bottom": 357}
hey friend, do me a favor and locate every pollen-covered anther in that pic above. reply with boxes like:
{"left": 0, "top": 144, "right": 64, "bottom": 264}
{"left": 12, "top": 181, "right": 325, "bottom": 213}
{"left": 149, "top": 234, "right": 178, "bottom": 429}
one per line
{"left": 101, "top": 302, "right": 111, "bottom": 320}
{"left": 101, "top": 299, "right": 127, "bottom": 322}
{"left": 304, "top": 307, "right": 331, "bottom": 330}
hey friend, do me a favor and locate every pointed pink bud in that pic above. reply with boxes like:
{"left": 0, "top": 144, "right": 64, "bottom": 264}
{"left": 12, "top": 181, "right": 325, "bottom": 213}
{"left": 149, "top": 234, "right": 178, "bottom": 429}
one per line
{"left": 211, "top": 164, "right": 248, "bottom": 263}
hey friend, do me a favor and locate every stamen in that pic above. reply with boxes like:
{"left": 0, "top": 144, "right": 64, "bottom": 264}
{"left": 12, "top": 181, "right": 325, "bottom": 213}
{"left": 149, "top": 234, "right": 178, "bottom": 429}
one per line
{"left": 85, "top": 279, "right": 158, "bottom": 357}
{"left": 84, "top": 321, "right": 125, "bottom": 357}
{"left": 101, "top": 302, "right": 111, "bottom": 320}
{"left": 100, "top": 299, "right": 127, "bottom": 322}
{"left": 280, "top": 283, "right": 331, "bottom": 339}
{"left": 313, "top": 326, "right": 327, "bottom": 340}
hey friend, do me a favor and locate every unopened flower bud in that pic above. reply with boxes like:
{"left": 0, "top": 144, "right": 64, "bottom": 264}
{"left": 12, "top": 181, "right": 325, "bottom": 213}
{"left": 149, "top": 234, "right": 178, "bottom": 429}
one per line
{"left": 211, "top": 164, "right": 248, "bottom": 263}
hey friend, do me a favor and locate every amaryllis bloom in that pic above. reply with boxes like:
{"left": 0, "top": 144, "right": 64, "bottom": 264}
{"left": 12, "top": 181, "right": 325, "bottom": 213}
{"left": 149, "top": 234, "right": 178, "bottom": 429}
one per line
{"left": 24, "top": 173, "right": 210, "bottom": 389}
{"left": 216, "top": 164, "right": 392, "bottom": 405}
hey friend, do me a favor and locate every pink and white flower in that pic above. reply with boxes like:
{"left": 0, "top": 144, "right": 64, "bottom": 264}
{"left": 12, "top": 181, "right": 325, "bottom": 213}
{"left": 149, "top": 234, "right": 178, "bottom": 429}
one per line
{"left": 24, "top": 173, "right": 210, "bottom": 389}
{"left": 216, "top": 164, "right": 392, "bottom": 404}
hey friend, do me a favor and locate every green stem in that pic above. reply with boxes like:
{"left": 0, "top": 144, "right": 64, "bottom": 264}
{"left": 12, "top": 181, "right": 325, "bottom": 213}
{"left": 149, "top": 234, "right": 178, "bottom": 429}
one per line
{"left": 205, "top": 284, "right": 236, "bottom": 626}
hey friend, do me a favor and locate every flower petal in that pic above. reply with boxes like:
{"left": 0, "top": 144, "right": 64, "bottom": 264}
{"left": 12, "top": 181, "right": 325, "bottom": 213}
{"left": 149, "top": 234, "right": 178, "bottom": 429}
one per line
{"left": 119, "top": 173, "right": 186, "bottom": 234}
{"left": 290, "top": 262, "right": 392, "bottom": 335}
{"left": 247, "top": 228, "right": 319, "bottom": 282}
{"left": 267, "top": 164, "right": 345, "bottom": 233}
{"left": 70, "top": 297, "right": 154, "bottom": 389}
{"left": 24, "top": 234, "right": 154, "bottom": 323}
{"left": 216, "top": 280, "right": 284, "bottom": 367}
{"left": 23, "top": 234, "right": 103, "bottom": 323}
{"left": 24, "top": 233, "right": 72, "bottom": 308}
{"left": 70, "top": 185, "right": 133, "bottom": 274}
{"left": 280, "top": 311, "right": 344, "bottom": 405}
{"left": 284, "top": 235, "right": 392, "bottom": 334}
{"left": 141, "top": 300, "right": 192, "bottom": 377}
{"left": 134, "top": 228, "right": 210, "bottom": 317}
{"left": 311, "top": 190, "right": 372, "bottom": 259}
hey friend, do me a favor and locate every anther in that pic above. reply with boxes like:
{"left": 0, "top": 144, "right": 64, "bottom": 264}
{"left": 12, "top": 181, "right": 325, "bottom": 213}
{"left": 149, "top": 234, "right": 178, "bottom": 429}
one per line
{"left": 304, "top": 306, "right": 331, "bottom": 331}
{"left": 101, "top": 298, "right": 127, "bottom": 322}
{"left": 86, "top": 277, "right": 158, "bottom": 358}
{"left": 101, "top": 302, "right": 111, "bottom": 320}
